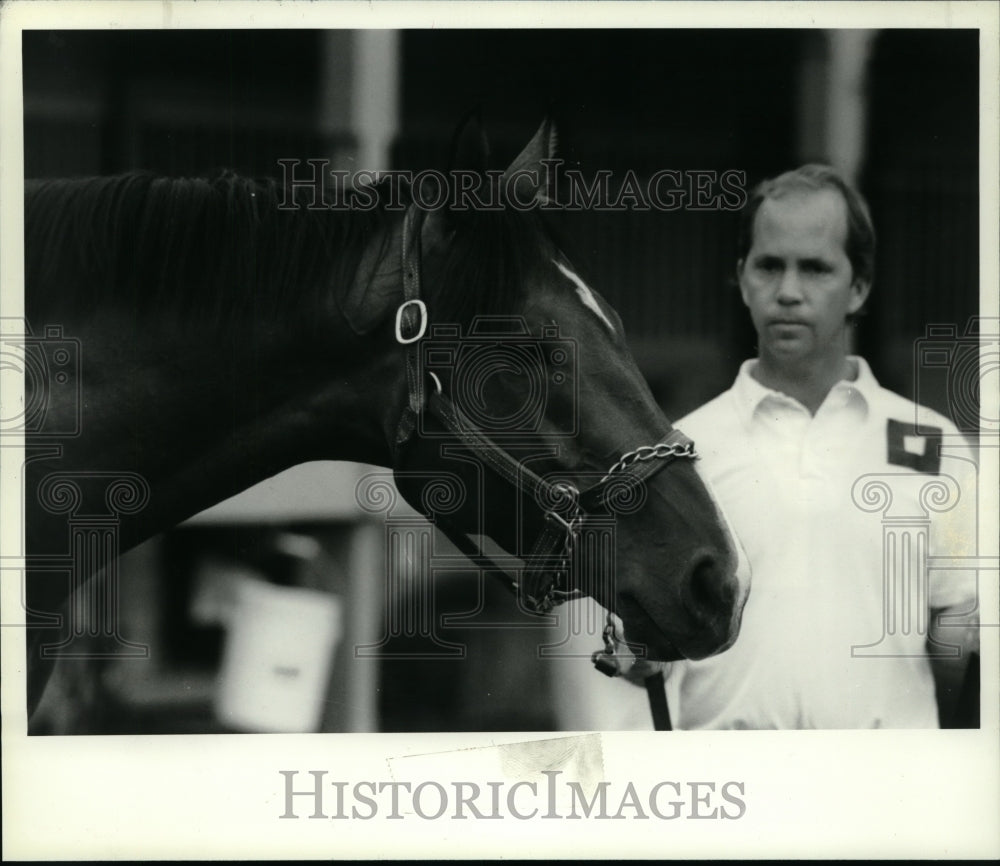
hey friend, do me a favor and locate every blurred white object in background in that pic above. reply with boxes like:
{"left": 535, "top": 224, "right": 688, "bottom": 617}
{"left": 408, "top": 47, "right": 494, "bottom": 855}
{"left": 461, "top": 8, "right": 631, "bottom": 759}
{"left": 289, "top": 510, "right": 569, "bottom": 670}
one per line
{"left": 214, "top": 575, "right": 342, "bottom": 733}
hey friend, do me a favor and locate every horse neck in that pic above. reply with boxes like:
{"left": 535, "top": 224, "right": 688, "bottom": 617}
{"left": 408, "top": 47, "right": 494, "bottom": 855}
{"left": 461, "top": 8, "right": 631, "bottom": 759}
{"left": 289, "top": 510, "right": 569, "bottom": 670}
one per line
{"left": 27, "top": 274, "right": 407, "bottom": 554}
{"left": 29, "top": 310, "right": 405, "bottom": 552}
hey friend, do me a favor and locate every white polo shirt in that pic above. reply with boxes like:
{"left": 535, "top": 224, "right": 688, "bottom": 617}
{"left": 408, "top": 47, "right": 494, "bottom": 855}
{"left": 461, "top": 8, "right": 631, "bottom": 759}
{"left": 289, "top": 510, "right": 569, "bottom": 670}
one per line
{"left": 549, "top": 357, "right": 979, "bottom": 730}
{"left": 662, "top": 357, "right": 978, "bottom": 729}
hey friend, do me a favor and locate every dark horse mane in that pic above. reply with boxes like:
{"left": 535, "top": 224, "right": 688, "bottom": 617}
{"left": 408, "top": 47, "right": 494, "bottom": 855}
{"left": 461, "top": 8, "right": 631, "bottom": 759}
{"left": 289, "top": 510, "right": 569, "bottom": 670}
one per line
{"left": 24, "top": 170, "right": 560, "bottom": 331}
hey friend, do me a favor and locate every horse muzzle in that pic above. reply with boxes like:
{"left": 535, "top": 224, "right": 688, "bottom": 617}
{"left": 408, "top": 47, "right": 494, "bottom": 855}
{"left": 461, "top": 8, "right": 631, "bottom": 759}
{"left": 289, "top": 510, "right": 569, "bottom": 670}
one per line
{"left": 617, "top": 545, "right": 748, "bottom": 663}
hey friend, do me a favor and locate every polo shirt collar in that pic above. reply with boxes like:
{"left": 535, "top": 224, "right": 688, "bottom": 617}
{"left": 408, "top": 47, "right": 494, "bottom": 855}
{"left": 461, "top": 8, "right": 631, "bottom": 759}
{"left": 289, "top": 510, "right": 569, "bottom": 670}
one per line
{"left": 731, "top": 356, "right": 878, "bottom": 427}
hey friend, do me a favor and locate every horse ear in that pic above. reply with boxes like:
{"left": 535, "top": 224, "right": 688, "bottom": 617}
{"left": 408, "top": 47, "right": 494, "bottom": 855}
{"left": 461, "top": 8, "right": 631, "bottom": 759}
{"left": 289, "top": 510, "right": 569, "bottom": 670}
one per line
{"left": 447, "top": 107, "right": 491, "bottom": 174}
{"left": 420, "top": 109, "right": 491, "bottom": 239}
{"left": 502, "top": 117, "right": 558, "bottom": 206}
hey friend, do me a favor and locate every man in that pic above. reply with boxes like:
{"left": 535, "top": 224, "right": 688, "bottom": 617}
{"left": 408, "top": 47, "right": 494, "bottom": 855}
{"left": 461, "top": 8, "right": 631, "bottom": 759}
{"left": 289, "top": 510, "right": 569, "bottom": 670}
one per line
{"left": 553, "top": 164, "right": 980, "bottom": 730}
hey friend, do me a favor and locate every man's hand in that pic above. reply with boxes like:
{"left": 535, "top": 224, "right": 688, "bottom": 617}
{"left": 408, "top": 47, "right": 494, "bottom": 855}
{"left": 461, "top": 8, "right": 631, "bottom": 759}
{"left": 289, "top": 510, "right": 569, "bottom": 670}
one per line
{"left": 928, "top": 604, "right": 980, "bottom": 728}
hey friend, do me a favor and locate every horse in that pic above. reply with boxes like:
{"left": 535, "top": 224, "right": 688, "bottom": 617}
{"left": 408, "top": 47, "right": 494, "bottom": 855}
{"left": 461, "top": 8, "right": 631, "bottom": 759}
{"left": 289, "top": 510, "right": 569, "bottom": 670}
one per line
{"left": 20, "top": 117, "right": 750, "bottom": 730}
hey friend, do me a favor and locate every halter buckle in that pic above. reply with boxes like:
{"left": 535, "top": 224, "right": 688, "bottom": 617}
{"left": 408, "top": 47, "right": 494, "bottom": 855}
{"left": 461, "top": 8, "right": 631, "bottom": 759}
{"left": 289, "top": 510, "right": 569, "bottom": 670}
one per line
{"left": 395, "top": 299, "right": 428, "bottom": 345}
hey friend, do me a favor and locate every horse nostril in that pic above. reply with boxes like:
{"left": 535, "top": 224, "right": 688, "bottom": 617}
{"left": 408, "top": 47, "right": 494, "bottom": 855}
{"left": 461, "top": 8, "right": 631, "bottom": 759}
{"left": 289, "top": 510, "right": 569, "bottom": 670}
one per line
{"left": 684, "top": 556, "right": 735, "bottom": 622}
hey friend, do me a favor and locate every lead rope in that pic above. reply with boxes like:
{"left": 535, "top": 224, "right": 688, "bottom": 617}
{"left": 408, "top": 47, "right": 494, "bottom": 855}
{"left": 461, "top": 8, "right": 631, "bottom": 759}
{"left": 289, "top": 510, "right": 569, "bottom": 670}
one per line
{"left": 592, "top": 611, "right": 672, "bottom": 731}
{"left": 643, "top": 671, "right": 672, "bottom": 731}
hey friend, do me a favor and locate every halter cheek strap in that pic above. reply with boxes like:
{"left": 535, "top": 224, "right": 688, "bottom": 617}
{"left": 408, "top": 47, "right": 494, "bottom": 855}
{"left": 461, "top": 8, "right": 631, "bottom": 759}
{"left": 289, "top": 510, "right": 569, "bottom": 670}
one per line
{"left": 395, "top": 205, "right": 429, "bottom": 449}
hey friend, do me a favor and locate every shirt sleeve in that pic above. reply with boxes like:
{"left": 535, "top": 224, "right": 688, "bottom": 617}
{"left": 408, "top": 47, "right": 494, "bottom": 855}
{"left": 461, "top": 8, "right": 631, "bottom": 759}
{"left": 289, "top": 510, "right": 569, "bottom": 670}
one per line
{"left": 927, "top": 419, "right": 981, "bottom": 612}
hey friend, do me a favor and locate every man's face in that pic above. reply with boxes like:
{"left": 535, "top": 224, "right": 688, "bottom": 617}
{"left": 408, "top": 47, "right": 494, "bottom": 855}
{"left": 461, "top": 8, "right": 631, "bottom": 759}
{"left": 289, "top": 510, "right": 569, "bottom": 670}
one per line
{"left": 738, "top": 187, "right": 870, "bottom": 366}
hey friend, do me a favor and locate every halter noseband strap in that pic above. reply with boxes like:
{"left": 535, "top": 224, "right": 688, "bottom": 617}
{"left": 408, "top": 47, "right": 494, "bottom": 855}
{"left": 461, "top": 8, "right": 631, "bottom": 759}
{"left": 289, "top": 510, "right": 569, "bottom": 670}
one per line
{"left": 390, "top": 205, "right": 698, "bottom": 617}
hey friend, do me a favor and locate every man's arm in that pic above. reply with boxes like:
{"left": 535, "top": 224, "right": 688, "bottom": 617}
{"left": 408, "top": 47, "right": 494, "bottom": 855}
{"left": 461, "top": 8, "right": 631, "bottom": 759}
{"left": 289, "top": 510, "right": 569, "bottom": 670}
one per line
{"left": 925, "top": 424, "right": 981, "bottom": 729}
{"left": 928, "top": 604, "right": 980, "bottom": 728}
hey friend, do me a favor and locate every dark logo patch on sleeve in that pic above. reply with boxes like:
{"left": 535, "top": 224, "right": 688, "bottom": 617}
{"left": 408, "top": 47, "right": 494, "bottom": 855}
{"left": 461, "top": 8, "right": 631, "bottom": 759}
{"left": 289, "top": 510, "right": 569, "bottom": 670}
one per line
{"left": 887, "top": 418, "right": 942, "bottom": 474}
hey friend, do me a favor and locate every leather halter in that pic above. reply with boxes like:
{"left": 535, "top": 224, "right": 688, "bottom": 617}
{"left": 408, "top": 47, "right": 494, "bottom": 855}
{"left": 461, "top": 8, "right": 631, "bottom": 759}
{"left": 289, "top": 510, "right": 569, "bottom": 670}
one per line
{"left": 390, "top": 205, "right": 699, "bottom": 619}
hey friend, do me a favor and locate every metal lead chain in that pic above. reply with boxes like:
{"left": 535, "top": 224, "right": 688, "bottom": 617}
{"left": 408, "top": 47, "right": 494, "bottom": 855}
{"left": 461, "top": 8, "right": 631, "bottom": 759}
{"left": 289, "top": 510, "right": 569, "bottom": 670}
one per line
{"left": 547, "top": 481, "right": 583, "bottom": 573}
{"left": 598, "top": 440, "right": 698, "bottom": 487}
{"left": 528, "top": 442, "right": 694, "bottom": 617}
{"left": 602, "top": 611, "right": 620, "bottom": 653}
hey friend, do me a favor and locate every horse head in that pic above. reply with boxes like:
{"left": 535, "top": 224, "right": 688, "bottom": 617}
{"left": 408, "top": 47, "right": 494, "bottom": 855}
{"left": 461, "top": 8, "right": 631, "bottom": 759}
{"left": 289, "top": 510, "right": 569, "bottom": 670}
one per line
{"left": 353, "top": 117, "right": 750, "bottom": 662}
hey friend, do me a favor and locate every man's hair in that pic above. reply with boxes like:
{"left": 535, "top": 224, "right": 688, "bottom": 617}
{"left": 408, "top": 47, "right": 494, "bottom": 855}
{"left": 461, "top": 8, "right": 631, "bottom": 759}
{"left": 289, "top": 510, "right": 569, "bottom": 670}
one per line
{"left": 737, "top": 164, "right": 876, "bottom": 287}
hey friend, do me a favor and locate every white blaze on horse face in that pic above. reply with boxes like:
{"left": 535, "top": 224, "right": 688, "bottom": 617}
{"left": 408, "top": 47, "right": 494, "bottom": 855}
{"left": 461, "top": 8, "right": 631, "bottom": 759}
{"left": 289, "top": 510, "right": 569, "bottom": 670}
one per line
{"left": 554, "top": 260, "right": 617, "bottom": 334}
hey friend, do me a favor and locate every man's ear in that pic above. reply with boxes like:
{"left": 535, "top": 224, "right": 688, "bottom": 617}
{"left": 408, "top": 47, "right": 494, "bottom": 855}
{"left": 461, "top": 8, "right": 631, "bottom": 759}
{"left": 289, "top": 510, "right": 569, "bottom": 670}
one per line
{"left": 848, "top": 278, "right": 872, "bottom": 315}
{"left": 736, "top": 259, "right": 750, "bottom": 307}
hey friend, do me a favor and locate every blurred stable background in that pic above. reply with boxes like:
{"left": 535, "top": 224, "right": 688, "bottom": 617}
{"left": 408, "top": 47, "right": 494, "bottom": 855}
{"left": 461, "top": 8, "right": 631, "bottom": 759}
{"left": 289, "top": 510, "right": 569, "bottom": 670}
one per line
{"left": 22, "top": 29, "right": 982, "bottom": 733}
